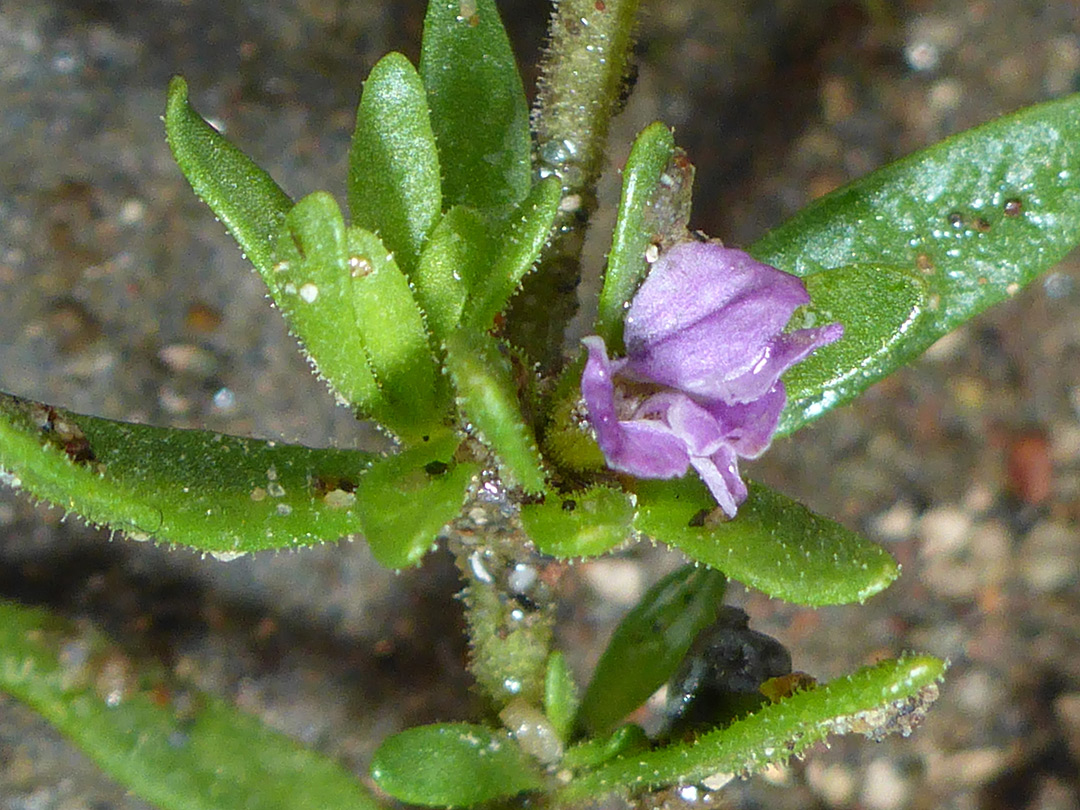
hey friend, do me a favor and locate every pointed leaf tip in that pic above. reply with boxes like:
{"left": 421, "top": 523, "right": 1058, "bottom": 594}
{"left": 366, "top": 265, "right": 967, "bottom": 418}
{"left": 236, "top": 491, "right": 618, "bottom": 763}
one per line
{"left": 420, "top": 0, "right": 531, "bottom": 209}
{"left": 165, "top": 75, "right": 292, "bottom": 276}
{"left": 634, "top": 478, "right": 898, "bottom": 606}
{"left": 349, "top": 51, "right": 442, "bottom": 276}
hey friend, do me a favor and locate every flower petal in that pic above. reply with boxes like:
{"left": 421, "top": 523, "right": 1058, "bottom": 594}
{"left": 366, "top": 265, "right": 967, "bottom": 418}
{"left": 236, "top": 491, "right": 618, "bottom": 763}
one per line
{"left": 581, "top": 336, "right": 623, "bottom": 450}
{"left": 721, "top": 322, "right": 845, "bottom": 403}
{"left": 623, "top": 242, "right": 812, "bottom": 400}
{"left": 663, "top": 394, "right": 724, "bottom": 457}
{"left": 704, "top": 383, "right": 787, "bottom": 458}
{"left": 690, "top": 445, "right": 746, "bottom": 518}
{"left": 581, "top": 336, "right": 689, "bottom": 479}
{"left": 617, "top": 421, "right": 691, "bottom": 478}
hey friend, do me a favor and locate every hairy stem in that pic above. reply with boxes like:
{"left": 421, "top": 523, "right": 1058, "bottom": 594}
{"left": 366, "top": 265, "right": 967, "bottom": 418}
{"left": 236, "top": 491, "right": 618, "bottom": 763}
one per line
{"left": 444, "top": 472, "right": 556, "bottom": 711}
{"left": 504, "top": 0, "right": 642, "bottom": 370}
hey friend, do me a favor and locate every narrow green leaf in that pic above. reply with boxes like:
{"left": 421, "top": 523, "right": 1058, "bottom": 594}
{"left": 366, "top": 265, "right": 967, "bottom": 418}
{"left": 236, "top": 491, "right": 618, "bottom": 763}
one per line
{"left": 165, "top": 76, "right": 292, "bottom": 277}
{"left": 634, "top": 478, "right": 898, "bottom": 607}
{"left": 354, "top": 433, "right": 478, "bottom": 568}
{"left": 561, "top": 655, "right": 946, "bottom": 801}
{"left": 778, "top": 264, "right": 927, "bottom": 436}
{"left": 270, "top": 191, "right": 384, "bottom": 416}
{"left": 0, "top": 392, "right": 375, "bottom": 553}
{"left": 443, "top": 329, "right": 545, "bottom": 493}
{"left": 596, "top": 122, "right": 676, "bottom": 349}
{"left": 544, "top": 652, "right": 579, "bottom": 744}
{"left": 0, "top": 599, "right": 383, "bottom": 810}
{"left": 420, "top": 0, "right": 531, "bottom": 209}
{"left": 349, "top": 52, "right": 442, "bottom": 276}
{"left": 577, "top": 564, "right": 727, "bottom": 737}
{"left": 271, "top": 195, "right": 443, "bottom": 440}
{"left": 412, "top": 205, "right": 494, "bottom": 340}
{"left": 345, "top": 226, "right": 442, "bottom": 433}
{"left": 521, "top": 485, "right": 634, "bottom": 558}
{"left": 463, "top": 177, "right": 562, "bottom": 331}
{"left": 753, "top": 93, "right": 1080, "bottom": 431}
{"left": 370, "top": 723, "right": 545, "bottom": 807}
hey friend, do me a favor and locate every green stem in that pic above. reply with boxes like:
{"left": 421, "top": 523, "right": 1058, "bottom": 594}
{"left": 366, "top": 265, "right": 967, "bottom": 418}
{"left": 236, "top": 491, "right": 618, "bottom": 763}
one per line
{"left": 444, "top": 472, "right": 555, "bottom": 711}
{"left": 504, "top": 0, "right": 642, "bottom": 370}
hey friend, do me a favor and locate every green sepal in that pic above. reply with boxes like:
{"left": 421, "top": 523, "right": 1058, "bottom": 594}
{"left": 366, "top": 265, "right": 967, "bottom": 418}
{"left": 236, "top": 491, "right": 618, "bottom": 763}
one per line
{"left": 413, "top": 205, "right": 494, "bottom": 339}
{"left": 0, "top": 391, "right": 376, "bottom": 553}
{"left": 753, "top": 92, "right": 1080, "bottom": 433}
{"left": 596, "top": 122, "right": 676, "bottom": 349}
{"left": 354, "top": 432, "right": 478, "bottom": 568}
{"left": 544, "top": 651, "right": 580, "bottom": 744}
{"left": 561, "top": 655, "right": 946, "bottom": 801}
{"left": 634, "top": 478, "right": 898, "bottom": 607}
{"left": 576, "top": 564, "right": 727, "bottom": 736}
{"left": 165, "top": 76, "right": 293, "bottom": 276}
{"left": 779, "top": 264, "right": 927, "bottom": 436}
{"left": 348, "top": 51, "right": 442, "bottom": 276}
{"left": 443, "top": 329, "right": 545, "bottom": 493}
{"left": 420, "top": 0, "right": 531, "bottom": 210}
{"left": 370, "top": 723, "right": 545, "bottom": 807}
{"left": 521, "top": 485, "right": 634, "bottom": 558}
{"left": 540, "top": 355, "right": 606, "bottom": 474}
{"left": 462, "top": 177, "right": 562, "bottom": 331}
{"left": 0, "top": 600, "right": 383, "bottom": 810}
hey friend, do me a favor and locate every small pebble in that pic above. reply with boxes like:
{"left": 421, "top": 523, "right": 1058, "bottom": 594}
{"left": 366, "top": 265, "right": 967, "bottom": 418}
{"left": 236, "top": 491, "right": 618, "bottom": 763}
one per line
{"left": 582, "top": 559, "right": 643, "bottom": 607}
{"left": 1053, "top": 692, "right": 1080, "bottom": 761}
{"left": 805, "top": 761, "right": 857, "bottom": 806}
{"left": 860, "top": 758, "right": 910, "bottom": 810}
{"left": 1018, "top": 522, "right": 1077, "bottom": 592}
{"left": 872, "top": 500, "right": 917, "bottom": 542}
{"left": 1007, "top": 430, "right": 1053, "bottom": 505}
{"left": 918, "top": 505, "right": 972, "bottom": 556}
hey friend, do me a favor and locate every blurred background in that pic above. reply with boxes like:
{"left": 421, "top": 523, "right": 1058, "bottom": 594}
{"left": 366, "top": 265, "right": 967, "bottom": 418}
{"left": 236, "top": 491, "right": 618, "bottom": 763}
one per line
{"left": 1, "top": 1, "right": 1079, "bottom": 808}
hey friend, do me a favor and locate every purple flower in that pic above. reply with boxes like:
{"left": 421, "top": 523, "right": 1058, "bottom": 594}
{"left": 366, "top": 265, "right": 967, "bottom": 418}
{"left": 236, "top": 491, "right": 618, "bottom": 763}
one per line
{"left": 582, "top": 241, "right": 843, "bottom": 517}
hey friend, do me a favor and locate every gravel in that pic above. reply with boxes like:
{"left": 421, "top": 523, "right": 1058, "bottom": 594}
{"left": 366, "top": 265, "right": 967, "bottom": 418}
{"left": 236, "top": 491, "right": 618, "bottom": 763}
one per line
{"left": 2, "top": 1, "right": 1079, "bottom": 809}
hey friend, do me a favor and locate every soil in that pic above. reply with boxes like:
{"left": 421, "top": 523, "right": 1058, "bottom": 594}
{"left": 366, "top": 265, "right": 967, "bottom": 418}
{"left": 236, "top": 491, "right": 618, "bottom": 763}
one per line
{"left": 1, "top": 2, "right": 1078, "bottom": 809}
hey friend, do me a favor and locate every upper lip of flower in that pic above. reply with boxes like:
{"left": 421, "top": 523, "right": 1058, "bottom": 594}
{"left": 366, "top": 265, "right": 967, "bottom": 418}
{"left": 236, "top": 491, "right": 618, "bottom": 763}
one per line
{"left": 620, "top": 241, "right": 831, "bottom": 404}
{"left": 580, "top": 240, "right": 844, "bottom": 516}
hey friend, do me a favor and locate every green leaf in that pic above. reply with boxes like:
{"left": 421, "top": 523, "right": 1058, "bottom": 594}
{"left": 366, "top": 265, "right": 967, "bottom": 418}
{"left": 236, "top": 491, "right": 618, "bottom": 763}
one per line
{"left": 0, "top": 599, "right": 383, "bottom": 810}
{"left": 463, "top": 177, "right": 562, "bottom": 331}
{"left": 370, "top": 723, "right": 545, "bottom": 807}
{"left": 753, "top": 93, "right": 1080, "bottom": 431}
{"left": 560, "top": 654, "right": 946, "bottom": 801}
{"left": 521, "top": 485, "right": 634, "bottom": 558}
{"left": 0, "top": 392, "right": 375, "bottom": 553}
{"left": 271, "top": 194, "right": 443, "bottom": 440}
{"left": 596, "top": 122, "right": 676, "bottom": 349}
{"left": 165, "top": 76, "right": 293, "bottom": 277}
{"left": 633, "top": 478, "right": 898, "bottom": 607}
{"left": 413, "top": 205, "right": 494, "bottom": 339}
{"left": 443, "top": 329, "right": 545, "bottom": 493}
{"left": 420, "top": 0, "right": 531, "bottom": 209}
{"left": 576, "top": 564, "right": 726, "bottom": 736}
{"left": 354, "top": 433, "right": 479, "bottom": 568}
{"left": 344, "top": 226, "right": 443, "bottom": 433}
{"left": 270, "top": 191, "right": 384, "bottom": 416}
{"left": 778, "top": 264, "right": 928, "bottom": 436}
{"left": 349, "top": 52, "right": 442, "bottom": 276}
{"left": 544, "top": 652, "right": 579, "bottom": 744}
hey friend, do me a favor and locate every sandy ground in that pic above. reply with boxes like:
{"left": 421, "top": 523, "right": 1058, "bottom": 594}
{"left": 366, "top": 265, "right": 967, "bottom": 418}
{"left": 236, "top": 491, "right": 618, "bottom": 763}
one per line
{"left": 1, "top": 1, "right": 1079, "bottom": 809}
